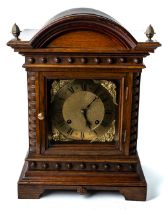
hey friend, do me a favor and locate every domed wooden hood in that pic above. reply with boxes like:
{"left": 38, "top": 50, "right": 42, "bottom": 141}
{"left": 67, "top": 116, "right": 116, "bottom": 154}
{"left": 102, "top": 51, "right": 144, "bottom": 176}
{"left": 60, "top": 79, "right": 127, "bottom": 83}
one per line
{"left": 30, "top": 8, "right": 137, "bottom": 49}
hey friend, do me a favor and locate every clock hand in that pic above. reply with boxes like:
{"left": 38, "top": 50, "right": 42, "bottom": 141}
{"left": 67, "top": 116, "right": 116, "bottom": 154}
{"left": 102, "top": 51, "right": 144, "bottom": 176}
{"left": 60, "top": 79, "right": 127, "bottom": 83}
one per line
{"left": 81, "top": 109, "right": 91, "bottom": 129}
{"left": 81, "top": 96, "right": 98, "bottom": 129}
{"left": 85, "top": 96, "right": 98, "bottom": 110}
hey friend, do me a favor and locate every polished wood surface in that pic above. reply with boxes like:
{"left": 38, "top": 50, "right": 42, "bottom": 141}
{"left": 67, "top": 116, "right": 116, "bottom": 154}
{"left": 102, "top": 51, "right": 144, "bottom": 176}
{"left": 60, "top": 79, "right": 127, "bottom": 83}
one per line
{"left": 29, "top": 9, "right": 137, "bottom": 48}
{"left": 7, "top": 8, "right": 160, "bottom": 200}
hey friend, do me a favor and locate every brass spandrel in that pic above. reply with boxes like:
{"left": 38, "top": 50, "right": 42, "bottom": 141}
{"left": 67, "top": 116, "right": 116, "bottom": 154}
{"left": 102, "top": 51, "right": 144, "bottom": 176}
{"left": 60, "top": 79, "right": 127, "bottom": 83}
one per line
{"left": 100, "top": 80, "right": 118, "bottom": 105}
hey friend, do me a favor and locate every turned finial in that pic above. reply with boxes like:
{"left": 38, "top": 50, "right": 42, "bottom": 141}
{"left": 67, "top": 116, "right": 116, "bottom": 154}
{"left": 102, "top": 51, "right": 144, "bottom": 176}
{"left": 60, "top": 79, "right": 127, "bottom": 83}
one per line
{"left": 145, "top": 24, "right": 155, "bottom": 42}
{"left": 12, "top": 23, "right": 21, "bottom": 40}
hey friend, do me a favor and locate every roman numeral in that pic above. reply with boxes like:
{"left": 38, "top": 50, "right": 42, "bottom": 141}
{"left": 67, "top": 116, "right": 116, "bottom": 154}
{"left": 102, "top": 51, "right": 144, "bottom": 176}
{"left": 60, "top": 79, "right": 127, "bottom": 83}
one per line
{"left": 68, "top": 86, "right": 75, "bottom": 93}
{"left": 93, "top": 130, "right": 98, "bottom": 135}
{"left": 94, "top": 87, "right": 105, "bottom": 98}
{"left": 56, "top": 108, "right": 62, "bottom": 113}
{"left": 102, "top": 119, "right": 110, "bottom": 127}
{"left": 81, "top": 82, "right": 87, "bottom": 91}
{"left": 81, "top": 132, "right": 85, "bottom": 139}
{"left": 57, "top": 96, "right": 65, "bottom": 102}
{"left": 59, "top": 121, "right": 66, "bottom": 128}
{"left": 93, "top": 86, "right": 100, "bottom": 95}
{"left": 105, "top": 110, "right": 113, "bottom": 115}
{"left": 101, "top": 97, "right": 109, "bottom": 102}
{"left": 67, "top": 128, "right": 74, "bottom": 135}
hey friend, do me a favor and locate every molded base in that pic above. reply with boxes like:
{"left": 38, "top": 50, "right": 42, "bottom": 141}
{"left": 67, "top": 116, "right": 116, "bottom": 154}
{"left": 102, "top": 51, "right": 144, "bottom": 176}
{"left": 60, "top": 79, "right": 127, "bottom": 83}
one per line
{"left": 18, "top": 184, "right": 146, "bottom": 200}
{"left": 18, "top": 159, "right": 147, "bottom": 200}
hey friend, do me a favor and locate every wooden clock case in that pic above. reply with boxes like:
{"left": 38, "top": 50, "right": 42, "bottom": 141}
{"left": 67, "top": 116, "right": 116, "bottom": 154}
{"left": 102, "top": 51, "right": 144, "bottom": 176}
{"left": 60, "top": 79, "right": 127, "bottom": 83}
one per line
{"left": 7, "top": 8, "right": 160, "bottom": 200}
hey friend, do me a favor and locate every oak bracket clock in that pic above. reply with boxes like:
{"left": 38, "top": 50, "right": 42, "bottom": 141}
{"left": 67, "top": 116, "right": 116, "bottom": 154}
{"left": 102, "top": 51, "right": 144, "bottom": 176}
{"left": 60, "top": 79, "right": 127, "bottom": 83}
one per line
{"left": 7, "top": 8, "right": 161, "bottom": 200}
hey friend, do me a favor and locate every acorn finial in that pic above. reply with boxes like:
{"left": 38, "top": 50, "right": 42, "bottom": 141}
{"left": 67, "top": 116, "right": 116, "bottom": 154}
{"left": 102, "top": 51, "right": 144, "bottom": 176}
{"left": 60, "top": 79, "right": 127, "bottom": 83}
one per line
{"left": 12, "top": 23, "right": 21, "bottom": 40}
{"left": 145, "top": 24, "right": 155, "bottom": 42}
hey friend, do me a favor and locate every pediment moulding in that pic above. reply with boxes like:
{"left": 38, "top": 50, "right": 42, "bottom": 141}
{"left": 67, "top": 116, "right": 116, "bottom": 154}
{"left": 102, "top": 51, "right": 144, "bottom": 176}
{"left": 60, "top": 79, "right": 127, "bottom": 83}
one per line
{"left": 7, "top": 8, "right": 160, "bottom": 55}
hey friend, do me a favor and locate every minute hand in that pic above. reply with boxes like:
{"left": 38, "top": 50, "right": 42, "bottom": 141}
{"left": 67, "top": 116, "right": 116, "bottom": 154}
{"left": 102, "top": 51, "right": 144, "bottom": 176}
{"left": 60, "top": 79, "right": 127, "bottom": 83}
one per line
{"left": 86, "top": 97, "right": 98, "bottom": 109}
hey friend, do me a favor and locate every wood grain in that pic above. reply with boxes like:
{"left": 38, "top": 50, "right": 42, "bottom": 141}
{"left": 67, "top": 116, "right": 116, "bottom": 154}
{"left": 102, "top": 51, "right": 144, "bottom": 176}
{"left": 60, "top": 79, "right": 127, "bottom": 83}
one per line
{"left": 7, "top": 8, "right": 160, "bottom": 200}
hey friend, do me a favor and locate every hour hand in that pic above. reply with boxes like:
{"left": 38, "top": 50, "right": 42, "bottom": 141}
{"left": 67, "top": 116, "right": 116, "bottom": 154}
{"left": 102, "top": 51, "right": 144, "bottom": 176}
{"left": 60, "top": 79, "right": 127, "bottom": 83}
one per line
{"left": 81, "top": 109, "right": 91, "bottom": 129}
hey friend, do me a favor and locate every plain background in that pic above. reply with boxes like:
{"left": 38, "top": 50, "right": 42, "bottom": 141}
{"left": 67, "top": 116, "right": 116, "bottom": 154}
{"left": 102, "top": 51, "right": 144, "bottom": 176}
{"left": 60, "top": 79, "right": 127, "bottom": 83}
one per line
{"left": 0, "top": 0, "right": 167, "bottom": 209}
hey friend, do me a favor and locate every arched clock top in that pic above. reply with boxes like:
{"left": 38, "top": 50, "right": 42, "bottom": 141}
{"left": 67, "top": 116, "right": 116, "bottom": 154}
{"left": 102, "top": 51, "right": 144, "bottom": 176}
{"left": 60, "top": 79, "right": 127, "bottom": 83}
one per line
{"left": 29, "top": 8, "right": 137, "bottom": 49}
{"left": 7, "top": 8, "right": 161, "bottom": 54}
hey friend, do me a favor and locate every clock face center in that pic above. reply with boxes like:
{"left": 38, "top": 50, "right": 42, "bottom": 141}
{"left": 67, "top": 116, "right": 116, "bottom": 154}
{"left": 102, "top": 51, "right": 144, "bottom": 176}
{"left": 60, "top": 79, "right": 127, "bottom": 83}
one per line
{"left": 62, "top": 91, "right": 105, "bottom": 132}
{"left": 80, "top": 109, "right": 85, "bottom": 114}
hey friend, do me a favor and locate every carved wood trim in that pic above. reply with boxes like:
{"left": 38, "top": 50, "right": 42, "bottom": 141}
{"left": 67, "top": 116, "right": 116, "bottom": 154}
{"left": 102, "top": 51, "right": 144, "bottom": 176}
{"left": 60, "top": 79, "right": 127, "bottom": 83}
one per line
{"left": 27, "top": 72, "right": 37, "bottom": 153}
{"left": 7, "top": 40, "right": 160, "bottom": 54}
{"left": 25, "top": 55, "right": 143, "bottom": 65}
{"left": 28, "top": 161, "right": 136, "bottom": 172}
{"left": 129, "top": 73, "right": 141, "bottom": 154}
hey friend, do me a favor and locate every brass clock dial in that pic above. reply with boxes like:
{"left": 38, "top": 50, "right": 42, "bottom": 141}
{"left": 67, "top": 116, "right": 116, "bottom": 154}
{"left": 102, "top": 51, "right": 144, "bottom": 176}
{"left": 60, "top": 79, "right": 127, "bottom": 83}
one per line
{"left": 50, "top": 80, "right": 117, "bottom": 142}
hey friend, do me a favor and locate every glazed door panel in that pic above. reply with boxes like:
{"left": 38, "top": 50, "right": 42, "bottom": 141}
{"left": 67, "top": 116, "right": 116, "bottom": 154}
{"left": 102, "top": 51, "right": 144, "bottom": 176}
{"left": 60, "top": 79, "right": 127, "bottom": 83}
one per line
{"left": 38, "top": 70, "right": 132, "bottom": 156}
